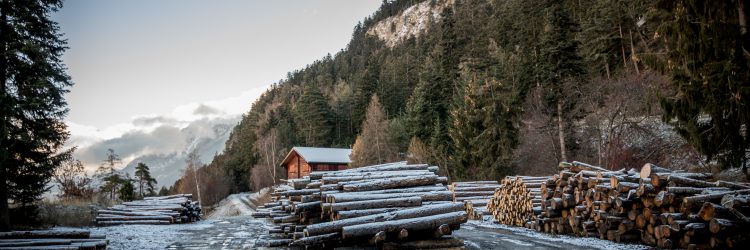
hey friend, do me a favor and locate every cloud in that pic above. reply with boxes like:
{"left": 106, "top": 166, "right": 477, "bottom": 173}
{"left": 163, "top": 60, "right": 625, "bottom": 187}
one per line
{"left": 193, "top": 104, "right": 222, "bottom": 116}
{"left": 132, "top": 116, "right": 180, "bottom": 127}
{"left": 65, "top": 86, "right": 266, "bottom": 173}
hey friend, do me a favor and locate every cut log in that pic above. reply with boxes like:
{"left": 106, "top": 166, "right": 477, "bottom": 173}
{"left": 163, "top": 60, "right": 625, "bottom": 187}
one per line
{"left": 640, "top": 163, "right": 672, "bottom": 179}
{"left": 95, "top": 215, "right": 173, "bottom": 221}
{"left": 342, "top": 175, "right": 439, "bottom": 192}
{"left": 335, "top": 208, "right": 404, "bottom": 220}
{"left": 341, "top": 211, "right": 468, "bottom": 239}
{"left": 0, "top": 231, "right": 90, "bottom": 239}
{"left": 97, "top": 220, "right": 171, "bottom": 226}
{"left": 329, "top": 197, "right": 422, "bottom": 212}
{"left": 381, "top": 237, "right": 465, "bottom": 250}
{"left": 289, "top": 232, "right": 340, "bottom": 247}
{"left": 265, "top": 239, "right": 293, "bottom": 247}
{"left": 329, "top": 191, "right": 452, "bottom": 203}
{"left": 306, "top": 203, "right": 464, "bottom": 236}
{"left": 709, "top": 218, "right": 737, "bottom": 234}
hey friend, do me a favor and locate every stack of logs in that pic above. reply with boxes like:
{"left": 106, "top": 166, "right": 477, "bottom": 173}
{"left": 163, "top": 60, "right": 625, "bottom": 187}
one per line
{"left": 0, "top": 230, "right": 107, "bottom": 249}
{"left": 491, "top": 161, "right": 750, "bottom": 249}
{"left": 449, "top": 181, "right": 500, "bottom": 220}
{"left": 96, "top": 194, "right": 201, "bottom": 226}
{"left": 252, "top": 161, "right": 468, "bottom": 249}
{"left": 487, "top": 176, "right": 547, "bottom": 226}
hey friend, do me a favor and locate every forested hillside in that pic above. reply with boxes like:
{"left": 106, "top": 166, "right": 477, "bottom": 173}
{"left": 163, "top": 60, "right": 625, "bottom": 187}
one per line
{"left": 173, "top": 0, "right": 750, "bottom": 200}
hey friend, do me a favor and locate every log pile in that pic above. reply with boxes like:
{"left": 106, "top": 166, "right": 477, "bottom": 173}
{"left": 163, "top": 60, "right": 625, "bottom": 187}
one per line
{"left": 449, "top": 181, "right": 500, "bottom": 220}
{"left": 523, "top": 161, "right": 750, "bottom": 249}
{"left": 0, "top": 230, "right": 107, "bottom": 250}
{"left": 95, "top": 194, "right": 201, "bottom": 226}
{"left": 252, "top": 161, "right": 468, "bottom": 249}
{"left": 487, "top": 176, "right": 547, "bottom": 226}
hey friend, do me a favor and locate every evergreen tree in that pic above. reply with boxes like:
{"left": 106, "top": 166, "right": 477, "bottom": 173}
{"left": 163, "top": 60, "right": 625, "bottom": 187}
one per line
{"left": 537, "top": 0, "right": 586, "bottom": 162}
{"left": 350, "top": 95, "right": 398, "bottom": 167}
{"left": 405, "top": 53, "right": 442, "bottom": 140}
{"left": 158, "top": 186, "right": 169, "bottom": 196}
{"left": 134, "top": 162, "right": 157, "bottom": 197}
{"left": 0, "top": 0, "right": 73, "bottom": 230}
{"left": 118, "top": 179, "right": 135, "bottom": 202}
{"left": 650, "top": 0, "right": 750, "bottom": 179}
{"left": 293, "top": 85, "right": 334, "bottom": 147}
{"left": 449, "top": 72, "right": 483, "bottom": 180}
{"left": 224, "top": 113, "right": 258, "bottom": 193}
{"left": 96, "top": 149, "right": 123, "bottom": 200}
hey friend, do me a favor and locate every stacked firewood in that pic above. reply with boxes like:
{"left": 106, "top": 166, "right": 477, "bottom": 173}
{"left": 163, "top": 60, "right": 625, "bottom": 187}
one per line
{"left": 253, "top": 161, "right": 468, "bottom": 249}
{"left": 487, "top": 176, "right": 547, "bottom": 226}
{"left": 96, "top": 194, "right": 201, "bottom": 226}
{"left": 449, "top": 181, "right": 500, "bottom": 220}
{"left": 0, "top": 230, "right": 107, "bottom": 249}
{"left": 528, "top": 161, "right": 750, "bottom": 249}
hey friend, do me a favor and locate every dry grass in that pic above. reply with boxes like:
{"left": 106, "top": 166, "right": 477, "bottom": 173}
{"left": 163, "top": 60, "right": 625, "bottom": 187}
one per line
{"left": 37, "top": 197, "right": 105, "bottom": 227}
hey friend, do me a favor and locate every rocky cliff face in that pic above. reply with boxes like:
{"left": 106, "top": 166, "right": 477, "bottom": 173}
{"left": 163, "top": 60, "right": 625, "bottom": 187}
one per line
{"left": 366, "top": 0, "right": 452, "bottom": 47}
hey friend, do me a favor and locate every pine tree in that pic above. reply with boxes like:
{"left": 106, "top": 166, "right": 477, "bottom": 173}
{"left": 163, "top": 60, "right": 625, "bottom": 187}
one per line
{"left": 538, "top": 0, "right": 586, "bottom": 162}
{"left": 350, "top": 95, "right": 398, "bottom": 167}
{"left": 96, "top": 149, "right": 123, "bottom": 200}
{"left": 118, "top": 179, "right": 135, "bottom": 202}
{"left": 405, "top": 54, "right": 441, "bottom": 140}
{"left": 449, "top": 72, "right": 483, "bottom": 180}
{"left": 134, "top": 162, "right": 157, "bottom": 197}
{"left": 158, "top": 186, "right": 169, "bottom": 196}
{"left": 293, "top": 84, "right": 334, "bottom": 147}
{"left": 650, "top": 0, "right": 750, "bottom": 179}
{"left": 0, "top": 0, "right": 73, "bottom": 230}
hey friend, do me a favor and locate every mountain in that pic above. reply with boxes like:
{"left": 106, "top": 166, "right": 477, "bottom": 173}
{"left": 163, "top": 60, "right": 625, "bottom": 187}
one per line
{"left": 183, "top": 0, "right": 739, "bottom": 196}
{"left": 119, "top": 118, "right": 236, "bottom": 188}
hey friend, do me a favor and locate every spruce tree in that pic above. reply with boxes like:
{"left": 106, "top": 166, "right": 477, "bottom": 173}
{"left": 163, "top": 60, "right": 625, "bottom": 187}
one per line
{"left": 0, "top": 0, "right": 72, "bottom": 231}
{"left": 650, "top": 0, "right": 750, "bottom": 178}
{"left": 405, "top": 53, "right": 442, "bottom": 140}
{"left": 293, "top": 85, "right": 333, "bottom": 147}
{"left": 449, "top": 72, "right": 483, "bottom": 180}
{"left": 96, "top": 149, "right": 123, "bottom": 200}
{"left": 118, "top": 179, "right": 135, "bottom": 202}
{"left": 538, "top": 0, "right": 586, "bottom": 162}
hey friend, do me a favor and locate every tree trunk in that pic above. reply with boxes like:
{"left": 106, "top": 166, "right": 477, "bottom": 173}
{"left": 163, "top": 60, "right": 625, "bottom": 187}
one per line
{"left": 629, "top": 29, "right": 640, "bottom": 74}
{"left": 306, "top": 203, "right": 463, "bottom": 236}
{"left": 0, "top": 0, "right": 9, "bottom": 231}
{"left": 0, "top": 230, "right": 91, "bottom": 239}
{"left": 341, "top": 175, "right": 438, "bottom": 192}
{"left": 328, "top": 197, "right": 422, "bottom": 212}
{"left": 340, "top": 211, "right": 467, "bottom": 239}
{"left": 556, "top": 100, "right": 567, "bottom": 162}
{"left": 739, "top": 0, "right": 750, "bottom": 60}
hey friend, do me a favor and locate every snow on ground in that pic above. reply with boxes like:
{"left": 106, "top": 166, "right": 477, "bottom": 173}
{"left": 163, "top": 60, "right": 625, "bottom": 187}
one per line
{"left": 52, "top": 221, "right": 215, "bottom": 250}
{"left": 206, "top": 187, "right": 270, "bottom": 218}
{"left": 465, "top": 217, "right": 649, "bottom": 250}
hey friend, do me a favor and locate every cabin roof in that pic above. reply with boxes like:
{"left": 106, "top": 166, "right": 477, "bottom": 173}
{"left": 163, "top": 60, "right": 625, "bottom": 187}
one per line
{"left": 280, "top": 147, "right": 352, "bottom": 167}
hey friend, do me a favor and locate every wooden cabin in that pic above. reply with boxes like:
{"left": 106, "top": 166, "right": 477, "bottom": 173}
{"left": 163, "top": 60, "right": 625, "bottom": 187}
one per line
{"left": 280, "top": 147, "right": 352, "bottom": 178}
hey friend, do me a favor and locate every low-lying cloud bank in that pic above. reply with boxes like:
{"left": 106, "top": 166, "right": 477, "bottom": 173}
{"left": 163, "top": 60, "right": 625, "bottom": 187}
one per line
{"left": 63, "top": 87, "right": 265, "bottom": 186}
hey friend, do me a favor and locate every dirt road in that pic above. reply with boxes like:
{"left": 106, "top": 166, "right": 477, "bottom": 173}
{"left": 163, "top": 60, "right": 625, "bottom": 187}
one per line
{"left": 159, "top": 216, "right": 646, "bottom": 250}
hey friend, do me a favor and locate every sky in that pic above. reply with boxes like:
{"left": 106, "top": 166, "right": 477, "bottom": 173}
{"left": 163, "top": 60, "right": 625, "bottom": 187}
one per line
{"left": 52, "top": 0, "right": 382, "bottom": 168}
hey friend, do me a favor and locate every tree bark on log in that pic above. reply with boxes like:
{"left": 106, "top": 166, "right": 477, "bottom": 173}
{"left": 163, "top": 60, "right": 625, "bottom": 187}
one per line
{"left": 289, "top": 232, "right": 339, "bottom": 247}
{"left": 381, "top": 237, "right": 464, "bottom": 250}
{"left": 0, "top": 231, "right": 91, "bottom": 239}
{"left": 640, "top": 163, "right": 672, "bottom": 179}
{"left": 329, "top": 197, "right": 422, "bottom": 212}
{"left": 342, "top": 176, "right": 439, "bottom": 192}
{"left": 329, "top": 191, "right": 452, "bottom": 203}
{"left": 341, "top": 211, "right": 468, "bottom": 239}
{"left": 306, "top": 203, "right": 464, "bottom": 236}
